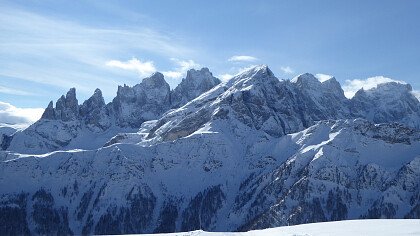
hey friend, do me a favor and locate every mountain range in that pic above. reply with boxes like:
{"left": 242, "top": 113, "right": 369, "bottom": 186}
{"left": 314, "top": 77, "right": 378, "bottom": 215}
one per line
{"left": 0, "top": 65, "right": 419, "bottom": 235}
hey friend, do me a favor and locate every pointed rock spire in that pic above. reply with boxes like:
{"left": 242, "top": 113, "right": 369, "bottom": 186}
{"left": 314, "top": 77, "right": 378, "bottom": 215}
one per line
{"left": 80, "top": 88, "right": 105, "bottom": 117}
{"left": 41, "top": 101, "right": 55, "bottom": 120}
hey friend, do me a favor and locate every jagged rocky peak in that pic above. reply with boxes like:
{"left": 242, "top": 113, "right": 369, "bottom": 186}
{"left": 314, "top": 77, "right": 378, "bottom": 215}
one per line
{"left": 366, "top": 81, "right": 412, "bottom": 96}
{"left": 291, "top": 73, "right": 347, "bottom": 102}
{"left": 185, "top": 67, "right": 218, "bottom": 84}
{"left": 352, "top": 81, "right": 415, "bottom": 101}
{"left": 226, "top": 65, "right": 278, "bottom": 90}
{"left": 41, "top": 101, "right": 55, "bottom": 119}
{"left": 114, "top": 72, "right": 170, "bottom": 103}
{"left": 291, "top": 73, "right": 319, "bottom": 85}
{"left": 236, "top": 64, "right": 274, "bottom": 81}
{"left": 79, "top": 88, "right": 105, "bottom": 116}
{"left": 141, "top": 72, "right": 167, "bottom": 88}
{"left": 41, "top": 87, "right": 79, "bottom": 121}
{"left": 292, "top": 73, "right": 338, "bottom": 90}
{"left": 80, "top": 88, "right": 110, "bottom": 129}
{"left": 321, "top": 76, "right": 342, "bottom": 90}
{"left": 351, "top": 81, "right": 420, "bottom": 128}
{"left": 112, "top": 72, "right": 171, "bottom": 127}
{"left": 138, "top": 72, "right": 171, "bottom": 103}
{"left": 171, "top": 67, "right": 221, "bottom": 108}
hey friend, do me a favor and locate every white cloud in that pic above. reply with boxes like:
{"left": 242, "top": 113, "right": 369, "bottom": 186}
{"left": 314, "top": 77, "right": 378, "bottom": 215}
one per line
{"left": 315, "top": 73, "right": 333, "bottom": 82}
{"left": 0, "top": 6, "right": 197, "bottom": 99}
{"left": 411, "top": 90, "right": 420, "bottom": 101}
{"left": 0, "top": 101, "right": 43, "bottom": 127}
{"left": 162, "top": 58, "right": 200, "bottom": 79}
{"left": 218, "top": 74, "right": 234, "bottom": 82}
{"left": 228, "top": 55, "right": 258, "bottom": 62}
{"left": 106, "top": 58, "right": 157, "bottom": 77}
{"left": 280, "top": 66, "right": 294, "bottom": 74}
{"left": 342, "top": 76, "right": 407, "bottom": 98}
{"left": 106, "top": 57, "right": 200, "bottom": 80}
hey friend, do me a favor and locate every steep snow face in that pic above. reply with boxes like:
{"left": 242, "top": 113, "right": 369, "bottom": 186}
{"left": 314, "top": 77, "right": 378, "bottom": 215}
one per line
{"left": 145, "top": 65, "right": 299, "bottom": 141}
{"left": 0, "top": 119, "right": 419, "bottom": 234}
{"left": 171, "top": 68, "right": 221, "bottom": 108}
{"left": 351, "top": 82, "right": 420, "bottom": 128}
{"left": 111, "top": 72, "right": 171, "bottom": 127}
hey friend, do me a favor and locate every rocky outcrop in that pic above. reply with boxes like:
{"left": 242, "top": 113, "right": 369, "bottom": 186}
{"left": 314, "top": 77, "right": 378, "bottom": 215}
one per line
{"left": 171, "top": 68, "right": 221, "bottom": 108}
{"left": 350, "top": 82, "right": 420, "bottom": 128}
{"left": 111, "top": 72, "right": 171, "bottom": 127}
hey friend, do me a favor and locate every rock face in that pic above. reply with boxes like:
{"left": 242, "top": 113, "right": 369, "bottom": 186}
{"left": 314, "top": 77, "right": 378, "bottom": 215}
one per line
{"left": 350, "top": 82, "right": 420, "bottom": 128}
{"left": 111, "top": 72, "right": 171, "bottom": 127}
{"left": 3, "top": 68, "right": 221, "bottom": 154}
{"left": 41, "top": 87, "right": 108, "bottom": 127}
{"left": 0, "top": 65, "right": 419, "bottom": 234}
{"left": 146, "top": 65, "right": 419, "bottom": 143}
{"left": 291, "top": 73, "right": 350, "bottom": 119}
{"left": 41, "top": 88, "right": 79, "bottom": 121}
{"left": 171, "top": 68, "right": 221, "bottom": 108}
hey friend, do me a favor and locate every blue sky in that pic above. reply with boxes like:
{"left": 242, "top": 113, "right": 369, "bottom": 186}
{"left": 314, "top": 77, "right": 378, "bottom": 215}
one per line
{"left": 1, "top": 0, "right": 420, "bottom": 124}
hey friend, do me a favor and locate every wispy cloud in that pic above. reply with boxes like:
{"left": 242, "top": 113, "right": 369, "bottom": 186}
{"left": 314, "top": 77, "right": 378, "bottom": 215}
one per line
{"left": 228, "top": 55, "right": 258, "bottom": 62}
{"left": 0, "top": 6, "right": 198, "bottom": 100}
{"left": 342, "top": 76, "right": 406, "bottom": 98}
{"left": 105, "top": 57, "right": 200, "bottom": 80}
{"left": 0, "top": 85, "right": 35, "bottom": 96}
{"left": 0, "top": 101, "right": 43, "bottom": 126}
{"left": 280, "top": 66, "right": 294, "bottom": 74}
{"left": 162, "top": 58, "right": 200, "bottom": 79}
{"left": 106, "top": 58, "right": 156, "bottom": 77}
{"left": 218, "top": 74, "right": 234, "bottom": 82}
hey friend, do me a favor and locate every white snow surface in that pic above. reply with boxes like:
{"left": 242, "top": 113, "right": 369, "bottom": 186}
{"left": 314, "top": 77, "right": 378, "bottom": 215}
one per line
{"left": 142, "top": 219, "right": 420, "bottom": 236}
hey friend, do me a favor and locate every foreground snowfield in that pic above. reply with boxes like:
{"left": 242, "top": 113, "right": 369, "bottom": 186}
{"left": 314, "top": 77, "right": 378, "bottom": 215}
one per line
{"left": 143, "top": 220, "right": 420, "bottom": 236}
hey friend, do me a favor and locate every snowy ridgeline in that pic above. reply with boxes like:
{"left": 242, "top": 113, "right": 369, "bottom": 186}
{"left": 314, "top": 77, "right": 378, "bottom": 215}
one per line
{"left": 143, "top": 220, "right": 420, "bottom": 236}
{"left": 0, "top": 65, "right": 419, "bottom": 235}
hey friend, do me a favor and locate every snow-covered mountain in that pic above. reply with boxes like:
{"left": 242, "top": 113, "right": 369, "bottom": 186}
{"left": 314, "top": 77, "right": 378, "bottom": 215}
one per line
{"left": 0, "top": 65, "right": 419, "bottom": 235}
{"left": 3, "top": 68, "right": 220, "bottom": 154}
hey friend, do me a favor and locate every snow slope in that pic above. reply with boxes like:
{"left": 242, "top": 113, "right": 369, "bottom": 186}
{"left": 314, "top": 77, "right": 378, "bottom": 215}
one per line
{"left": 0, "top": 118, "right": 418, "bottom": 234}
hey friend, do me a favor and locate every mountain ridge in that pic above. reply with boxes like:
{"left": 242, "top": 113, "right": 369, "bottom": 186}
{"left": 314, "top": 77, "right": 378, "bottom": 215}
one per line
{"left": 0, "top": 65, "right": 419, "bottom": 235}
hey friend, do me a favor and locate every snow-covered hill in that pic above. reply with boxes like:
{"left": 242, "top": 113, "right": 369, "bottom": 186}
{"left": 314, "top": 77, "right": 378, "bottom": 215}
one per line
{"left": 0, "top": 65, "right": 419, "bottom": 235}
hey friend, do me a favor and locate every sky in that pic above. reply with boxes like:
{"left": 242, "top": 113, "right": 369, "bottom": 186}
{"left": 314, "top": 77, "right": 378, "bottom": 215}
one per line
{"left": 1, "top": 0, "right": 420, "bottom": 125}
